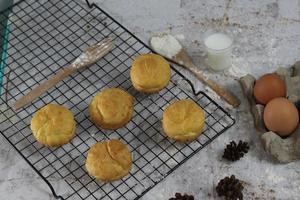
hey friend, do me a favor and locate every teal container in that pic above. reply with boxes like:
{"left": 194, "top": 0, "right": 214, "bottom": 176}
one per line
{"left": 0, "top": 0, "right": 13, "bottom": 95}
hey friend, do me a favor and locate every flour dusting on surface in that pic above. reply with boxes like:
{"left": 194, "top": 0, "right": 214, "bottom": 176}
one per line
{"left": 227, "top": 63, "right": 249, "bottom": 78}
{"left": 224, "top": 55, "right": 251, "bottom": 78}
{"left": 72, "top": 52, "right": 90, "bottom": 68}
{"left": 174, "top": 34, "right": 185, "bottom": 42}
{"left": 265, "top": 168, "right": 285, "bottom": 184}
{"left": 204, "top": 86, "right": 221, "bottom": 101}
{"left": 150, "top": 34, "right": 182, "bottom": 59}
{"left": 193, "top": 67, "right": 210, "bottom": 81}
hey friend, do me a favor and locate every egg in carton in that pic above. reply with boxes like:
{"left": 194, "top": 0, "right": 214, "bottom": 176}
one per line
{"left": 240, "top": 61, "right": 300, "bottom": 163}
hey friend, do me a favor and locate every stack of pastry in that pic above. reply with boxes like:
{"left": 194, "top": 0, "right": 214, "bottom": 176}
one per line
{"left": 30, "top": 53, "right": 205, "bottom": 182}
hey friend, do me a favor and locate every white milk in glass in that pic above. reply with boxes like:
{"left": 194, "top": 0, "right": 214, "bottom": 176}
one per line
{"left": 204, "top": 33, "right": 233, "bottom": 71}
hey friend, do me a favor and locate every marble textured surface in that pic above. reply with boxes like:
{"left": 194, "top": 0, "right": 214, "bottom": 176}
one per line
{"left": 1, "top": 0, "right": 300, "bottom": 199}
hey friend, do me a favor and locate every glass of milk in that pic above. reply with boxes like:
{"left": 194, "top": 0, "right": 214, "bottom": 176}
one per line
{"left": 204, "top": 32, "right": 233, "bottom": 71}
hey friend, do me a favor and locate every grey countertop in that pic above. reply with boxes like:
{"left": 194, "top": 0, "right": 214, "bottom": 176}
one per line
{"left": 1, "top": 0, "right": 300, "bottom": 199}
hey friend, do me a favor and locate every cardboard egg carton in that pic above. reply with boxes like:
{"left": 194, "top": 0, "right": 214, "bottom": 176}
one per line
{"left": 240, "top": 61, "right": 300, "bottom": 163}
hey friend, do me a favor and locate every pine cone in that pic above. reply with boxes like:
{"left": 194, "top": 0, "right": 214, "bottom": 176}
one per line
{"left": 216, "top": 175, "right": 244, "bottom": 200}
{"left": 223, "top": 140, "right": 249, "bottom": 161}
{"left": 169, "top": 193, "right": 194, "bottom": 200}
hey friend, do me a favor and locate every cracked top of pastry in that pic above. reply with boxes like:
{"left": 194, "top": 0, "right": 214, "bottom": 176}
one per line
{"left": 162, "top": 99, "right": 205, "bottom": 142}
{"left": 85, "top": 139, "right": 132, "bottom": 182}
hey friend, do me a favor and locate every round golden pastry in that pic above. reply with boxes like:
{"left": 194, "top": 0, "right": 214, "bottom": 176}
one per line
{"left": 130, "top": 53, "right": 171, "bottom": 93}
{"left": 30, "top": 104, "right": 76, "bottom": 147}
{"left": 162, "top": 99, "right": 205, "bottom": 142}
{"left": 85, "top": 139, "right": 132, "bottom": 182}
{"left": 89, "top": 88, "right": 134, "bottom": 130}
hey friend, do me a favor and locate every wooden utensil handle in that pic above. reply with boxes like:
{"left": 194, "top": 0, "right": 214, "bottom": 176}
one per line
{"left": 189, "top": 67, "right": 240, "bottom": 107}
{"left": 13, "top": 66, "right": 76, "bottom": 110}
{"left": 32, "top": 66, "right": 76, "bottom": 92}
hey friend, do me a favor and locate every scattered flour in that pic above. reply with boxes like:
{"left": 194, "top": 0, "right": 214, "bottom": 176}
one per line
{"left": 193, "top": 67, "right": 210, "bottom": 82}
{"left": 204, "top": 85, "right": 221, "bottom": 101}
{"left": 222, "top": 101, "right": 234, "bottom": 110}
{"left": 227, "top": 64, "right": 248, "bottom": 78}
{"left": 225, "top": 56, "right": 250, "bottom": 78}
{"left": 265, "top": 168, "right": 285, "bottom": 184}
{"left": 150, "top": 33, "right": 182, "bottom": 59}
{"left": 204, "top": 85, "right": 235, "bottom": 110}
{"left": 174, "top": 34, "right": 185, "bottom": 42}
{"left": 72, "top": 52, "right": 90, "bottom": 68}
{"left": 72, "top": 38, "right": 113, "bottom": 68}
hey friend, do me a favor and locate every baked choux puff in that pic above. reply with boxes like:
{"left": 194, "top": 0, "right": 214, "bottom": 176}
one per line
{"left": 162, "top": 99, "right": 205, "bottom": 142}
{"left": 85, "top": 139, "right": 132, "bottom": 182}
{"left": 130, "top": 54, "right": 171, "bottom": 93}
{"left": 89, "top": 88, "right": 134, "bottom": 130}
{"left": 30, "top": 104, "right": 76, "bottom": 147}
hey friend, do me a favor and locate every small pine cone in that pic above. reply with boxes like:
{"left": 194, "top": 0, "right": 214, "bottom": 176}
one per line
{"left": 223, "top": 140, "right": 249, "bottom": 161}
{"left": 216, "top": 175, "right": 244, "bottom": 200}
{"left": 169, "top": 193, "right": 194, "bottom": 200}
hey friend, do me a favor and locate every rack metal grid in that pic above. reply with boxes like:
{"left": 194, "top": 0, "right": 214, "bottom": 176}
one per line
{"left": 0, "top": 0, "right": 235, "bottom": 199}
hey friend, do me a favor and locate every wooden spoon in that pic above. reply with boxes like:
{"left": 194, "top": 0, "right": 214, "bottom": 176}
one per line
{"left": 150, "top": 34, "right": 240, "bottom": 107}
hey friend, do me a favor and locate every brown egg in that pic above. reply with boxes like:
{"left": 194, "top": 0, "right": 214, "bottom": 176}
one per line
{"left": 263, "top": 97, "right": 299, "bottom": 137}
{"left": 253, "top": 73, "right": 286, "bottom": 105}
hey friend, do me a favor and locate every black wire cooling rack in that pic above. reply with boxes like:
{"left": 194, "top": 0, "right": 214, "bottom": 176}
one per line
{"left": 0, "top": 0, "right": 235, "bottom": 199}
